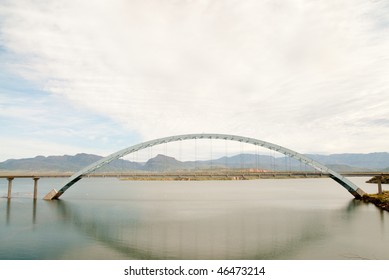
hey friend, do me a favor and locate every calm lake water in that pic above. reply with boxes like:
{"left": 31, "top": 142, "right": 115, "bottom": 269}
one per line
{"left": 0, "top": 177, "right": 388, "bottom": 260}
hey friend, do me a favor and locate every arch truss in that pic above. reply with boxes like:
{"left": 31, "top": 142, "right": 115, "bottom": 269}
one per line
{"left": 44, "top": 133, "right": 366, "bottom": 200}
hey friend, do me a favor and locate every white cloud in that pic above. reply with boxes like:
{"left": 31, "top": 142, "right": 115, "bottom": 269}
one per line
{"left": 1, "top": 0, "right": 389, "bottom": 155}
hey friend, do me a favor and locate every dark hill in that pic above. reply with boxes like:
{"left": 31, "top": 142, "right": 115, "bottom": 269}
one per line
{"left": 143, "top": 154, "right": 183, "bottom": 171}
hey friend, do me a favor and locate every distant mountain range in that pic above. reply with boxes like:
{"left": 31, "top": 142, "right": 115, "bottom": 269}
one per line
{"left": 1, "top": 152, "right": 389, "bottom": 173}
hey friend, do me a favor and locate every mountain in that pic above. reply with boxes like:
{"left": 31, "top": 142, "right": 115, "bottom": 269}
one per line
{"left": 306, "top": 152, "right": 389, "bottom": 170}
{"left": 0, "top": 153, "right": 142, "bottom": 172}
{"left": 143, "top": 154, "right": 183, "bottom": 171}
{"left": 325, "top": 164, "right": 368, "bottom": 172}
{"left": 1, "top": 152, "right": 389, "bottom": 172}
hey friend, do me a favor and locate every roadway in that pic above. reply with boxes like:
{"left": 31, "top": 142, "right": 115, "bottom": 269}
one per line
{"left": 1, "top": 171, "right": 388, "bottom": 179}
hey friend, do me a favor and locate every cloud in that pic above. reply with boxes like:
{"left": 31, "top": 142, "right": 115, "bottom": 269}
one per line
{"left": 0, "top": 137, "right": 107, "bottom": 161}
{"left": 0, "top": 87, "right": 139, "bottom": 160}
{"left": 1, "top": 0, "right": 389, "bottom": 156}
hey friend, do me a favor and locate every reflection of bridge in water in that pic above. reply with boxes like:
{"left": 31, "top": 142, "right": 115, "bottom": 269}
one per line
{"left": 42, "top": 198, "right": 382, "bottom": 259}
{"left": 2, "top": 181, "right": 387, "bottom": 259}
{"left": 54, "top": 200, "right": 327, "bottom": 259}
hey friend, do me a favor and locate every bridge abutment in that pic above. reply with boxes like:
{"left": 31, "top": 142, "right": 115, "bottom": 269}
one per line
{"left": 43, "top": 189, "right": 59, "bottom": 200}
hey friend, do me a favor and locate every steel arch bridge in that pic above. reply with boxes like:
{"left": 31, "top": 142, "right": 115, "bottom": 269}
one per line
{"left": 44, "top": 133, "right": 366, "bottom": 200}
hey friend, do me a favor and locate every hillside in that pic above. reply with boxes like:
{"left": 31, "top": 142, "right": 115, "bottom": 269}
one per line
{"left": 0, "top": 153, "right": 142, "bottom": 172}
{"left": 1, "top": 152, "right": 389, "bottom": 173}
{"left": 143, "top": 154, "right": 182, "bottom": 171}
{"left": 306, "top": 152, "right": 389, "bottom": 170}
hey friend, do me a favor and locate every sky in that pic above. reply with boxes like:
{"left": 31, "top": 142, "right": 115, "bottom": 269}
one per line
{"left": 0, "top": 0, "right": 389, "bottom": 161}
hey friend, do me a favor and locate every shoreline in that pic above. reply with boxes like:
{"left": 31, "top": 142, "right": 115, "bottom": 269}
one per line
{"left": 118, "top": 174, "right": 327, "bottom": 181}
{"left": 360, "top": 191, "right": 389, "bottom": 212}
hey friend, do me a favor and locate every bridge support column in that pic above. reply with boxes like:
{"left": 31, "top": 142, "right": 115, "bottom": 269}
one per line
{"left": 33, "top": 178, "right": 39, "bottom": 200}
{"left": 7, "top": 177, "right": 14, "bottom": 199}
{"left": 377, "top": 176, "right": 382, "bottom": 194}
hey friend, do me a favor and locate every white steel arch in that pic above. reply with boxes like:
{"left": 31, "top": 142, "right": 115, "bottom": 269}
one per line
{"left": 44, "top": 133, "right": 366, "bottom": 199}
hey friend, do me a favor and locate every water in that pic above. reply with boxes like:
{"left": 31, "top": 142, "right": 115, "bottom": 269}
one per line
{"left": 0, "top": 177, "right": 388, "bottom": 260}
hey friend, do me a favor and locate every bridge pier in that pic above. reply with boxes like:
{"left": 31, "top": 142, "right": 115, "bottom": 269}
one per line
{"left": 377, "top": 176, "right": 382, "bottom": 194}
{"left": 3, "top": 177, "right": 41, "bottom": 199}
{"left": 7, "top": 177, "right": 14, "bottom": 199}
{"left": 366, "top": 175, "right": 387, "bottom": 195}
{"left": 33, "top": 178, "right": 39, "bottom": 200}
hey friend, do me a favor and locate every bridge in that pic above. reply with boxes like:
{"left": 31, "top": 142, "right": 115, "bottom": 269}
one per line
{"left": 1, "top": 171, "right": 385, "bottom": 200}
{"left": 35, "top": 133, "right": 368, "bottom": 200}
{"left": 2, "top": 171, "right": 385, "bottom": 200}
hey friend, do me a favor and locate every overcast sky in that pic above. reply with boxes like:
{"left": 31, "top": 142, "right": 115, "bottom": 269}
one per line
{"left": 1, "top": 0, "right": 389, "bottom": 161}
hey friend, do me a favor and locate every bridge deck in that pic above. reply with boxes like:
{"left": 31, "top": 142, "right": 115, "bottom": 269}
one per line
{"left": 3, "top": 171, "right": 386, "bottom": 200}
{"left": 1, "top": 171, "right": 387, "bottom": 179}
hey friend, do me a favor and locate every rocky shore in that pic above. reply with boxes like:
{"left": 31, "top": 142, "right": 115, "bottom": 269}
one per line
{"left": 361, "top": 191, "right": 389, "bottom": 212}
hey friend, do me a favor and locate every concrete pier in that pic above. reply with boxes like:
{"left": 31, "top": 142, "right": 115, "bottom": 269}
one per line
{"left": 33, "top": 178, "right": 39, "bottom": 200}
{"left": 366, "top": 175, "right": 387, "bottom": 194}
{"left": 7, "top": 177, "right": 14, "bottom": 199}
{"left": 3, "top": 176, "right": 40, "bottom": 199}
{"left": 378, "top": 177, "right": 383, "bottom": 194}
